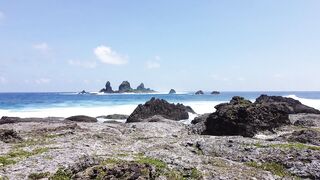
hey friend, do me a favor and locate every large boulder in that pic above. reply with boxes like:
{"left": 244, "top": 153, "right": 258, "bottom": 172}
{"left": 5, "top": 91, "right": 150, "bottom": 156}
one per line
{"left": 100, "top": 81, "right": 114, "bottom": 93}
{"left": 65, "top": 115, "right": 98, "bottom": 123}
{"left": 256, "top": 95, "right": 320, "bottom": 114}
{"left": 204, "top": 96, "right": 291, "bottom": 137}
{"left": 0, "top": 116, "right": 20, "bottom": 124}
{"left": 126, "top": 98, "right": 195, "bottom": 123}
{"left": 118, "top": 81, "right": 132, "bottom": 92}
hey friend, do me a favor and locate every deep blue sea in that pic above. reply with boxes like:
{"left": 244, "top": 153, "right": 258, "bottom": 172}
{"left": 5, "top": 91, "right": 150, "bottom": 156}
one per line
{"left": 0, "top": 91, "right": 320, "bottom": 118}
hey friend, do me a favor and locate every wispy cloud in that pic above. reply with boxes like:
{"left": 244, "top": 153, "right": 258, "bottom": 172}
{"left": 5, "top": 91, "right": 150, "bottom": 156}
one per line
{"left": 68, "top": 59, "right": 96, "bottom": 69}
{"left": 146, "top": 56, "right": 161, "bottom": 69}
{"left": 35, "top": 78, "right": 51, "bottom": 84}
{"left": 94, "top": 45, "right": 127, "bottom": 65}
{"left": 146, "top": 61, "right": 161, "bottom": 69}
{"left": 33, "top": 42, "right": 50, "bottom": 53}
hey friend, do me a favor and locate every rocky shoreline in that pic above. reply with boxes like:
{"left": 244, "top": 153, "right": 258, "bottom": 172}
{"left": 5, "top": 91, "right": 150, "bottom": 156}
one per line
{"left": 0, "top": 95, "right": 320, "bottom": 179}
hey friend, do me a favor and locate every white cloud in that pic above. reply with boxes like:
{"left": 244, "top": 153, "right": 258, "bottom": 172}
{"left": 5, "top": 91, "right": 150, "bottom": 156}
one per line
{"left": 68, "top": 59, "right": 96, "bottom": 69}
{"left": 155, "top": 56, "right": 161, "bottom": 61}
{"left": 146, "top": 61, "right": 161, "bottom": 69}
{"left": 35, "top": 78, "right": 51, "bottom": 84}
{"left": 33, "top": 42, "right": 50, "bottom": 53}
{"left": 273, "top": 73, "right": 284, "bottom": 79}
{"left": 94, "top": 45, "right": 127, "bottom": 65}
{"left": 0, "top": 76, "right": 7, "bottom": 84}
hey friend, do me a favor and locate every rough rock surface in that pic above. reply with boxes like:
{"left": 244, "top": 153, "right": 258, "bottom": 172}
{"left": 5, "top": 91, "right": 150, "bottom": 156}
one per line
{"left": 256, "top": 95, "right": 320, "bottom": 114}
{"left": 65, "top": 115, "right": 98, "bottom": 123}
{"left": 0, "top": 119, "right": 319, "bottom": 179}
{"left": 276, "top": 129, "right": 320, "bottom": 146}
{"left": 0, "top": 129, "right": 22, "bottom": 143}
{"left": 97, "top": 114, "right": 129, "bottom": 120}
{"left": 195, "top": 90, "right": 204, "bottom": 95}
{"left": 169, "top": 89, "right": 176, "bottom": 94}
{"left": 204, "top": 96, "right": 291, "bottom": 137}
{"left": 291, "top": 113, "right": 320, "bottom": 127}
{"left": 99, "top": 81, "right": 114, "bottom": 93}
{"left": 126, "top": 98, "right": 195, "bottom": 123}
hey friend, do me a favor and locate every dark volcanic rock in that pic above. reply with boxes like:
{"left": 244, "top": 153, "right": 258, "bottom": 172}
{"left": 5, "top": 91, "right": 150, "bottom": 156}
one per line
{"left": 126, "top": 98, "right": 195, "bottom": 123}
{"left": 100, "top": 81, "right": 114, "bottom": 93}
{"left": 195, "top": 90, "right": 204, "bottom": 95}
{"left": 97, "top": 114, "right": 129, "bottom": 120}
{"left": 136, "top": 83, "right": 145, "bottom": 91}
{"left": 204, "top": 96, "right": 291, "bottom": 137}
{"left": 65, "top": 115, "right": 98, "bottom": 123}
{"left": 211, "top": 91, "right": 220, "bottom": 95}
{"left": 0, "top": 129, "right": 23, "bottom": 143}
{"left": 256, "top": 95, "right": 320, "bottom": 114}
{"left": 118, "top": 81, "right": 132, "bottom": 92}
{"left": 191, "top": 113, "right": 210, "bottom": 125}
{"left": 0, "top": 116, "right": 20, "bottom": 124}
{"left": 79, "top": 90, "right": 89, "bottom": 94}
{"left": 169, "top": 89, "right": 176, "bottom": 94}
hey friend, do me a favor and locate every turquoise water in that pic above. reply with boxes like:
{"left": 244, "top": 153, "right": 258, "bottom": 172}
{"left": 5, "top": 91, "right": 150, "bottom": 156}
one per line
{"left": 0, "top": 91, "right": 319, "bottom": 118}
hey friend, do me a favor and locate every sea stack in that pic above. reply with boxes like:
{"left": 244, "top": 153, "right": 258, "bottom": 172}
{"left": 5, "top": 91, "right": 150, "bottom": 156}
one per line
{"left": 119, "top": 81, "right": 133, "bottom": 93}
{"left": 100, "top": 81, "right": 114, "bottom": 93}
{"left": 211, "top": 91, "right": 220, "bottom": 95}
{"left": 169, "top": 89, "right": 176, "bottom": 94}
{"left": 195, "top": 90, "right": 204, "bottom": 95}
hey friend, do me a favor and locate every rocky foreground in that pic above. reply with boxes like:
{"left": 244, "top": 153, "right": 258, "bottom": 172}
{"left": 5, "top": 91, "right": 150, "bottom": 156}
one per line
{"left": 0, "top": 96, "right": 320, "bottom": 179}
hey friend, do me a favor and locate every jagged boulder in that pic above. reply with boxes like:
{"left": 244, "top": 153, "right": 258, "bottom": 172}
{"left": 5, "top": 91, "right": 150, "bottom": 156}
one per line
{"left": 126, "top": 98, "right": 195, "bottom": 123}
{"left": 204, "top": 96, "right": 291, "bottom": 137}
{"left": 256, "top": 95, "right": 320, "bottom": 114}
{"left": 169, "top": 89, "right": 176, "bottom": 94}
{"left": 100, "top": 81, "right": 114, "bottom": 93}
{"left": 195, "top": 90, "right": 204, "bottom": 95}
{"left": 118, "top": 81, "right": 132, "bottom": 92}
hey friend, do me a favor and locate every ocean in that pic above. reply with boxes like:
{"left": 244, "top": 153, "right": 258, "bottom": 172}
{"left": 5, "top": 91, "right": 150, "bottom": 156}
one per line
{"left": 0, "top": 91, "right": 320, "bottom": 119}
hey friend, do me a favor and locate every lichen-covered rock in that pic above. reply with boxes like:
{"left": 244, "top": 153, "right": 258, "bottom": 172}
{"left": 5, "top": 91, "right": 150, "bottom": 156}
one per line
{"left": 278, "top": 129, "right": 320, "bottom": 146}
{"left": 291, "top": 113, "right": 320, "bottom": 127}
{"left": 127, "top": 98, "right": 195, "bottom": 123}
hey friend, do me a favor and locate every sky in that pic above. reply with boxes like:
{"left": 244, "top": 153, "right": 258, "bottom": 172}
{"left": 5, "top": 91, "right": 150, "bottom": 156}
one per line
{"left": 0, "top": 0, "right": 320, "bottom": 92}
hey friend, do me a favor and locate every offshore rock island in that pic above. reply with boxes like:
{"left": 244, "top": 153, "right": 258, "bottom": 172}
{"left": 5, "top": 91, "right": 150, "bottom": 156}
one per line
{"left": 99, "top": 81, "right": 156, "bottom": 94}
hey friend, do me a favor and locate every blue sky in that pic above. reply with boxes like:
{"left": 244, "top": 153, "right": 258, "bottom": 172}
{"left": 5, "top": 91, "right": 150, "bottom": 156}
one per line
{"left": 0, "top": 0, "right": 319, "bottom": 92}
